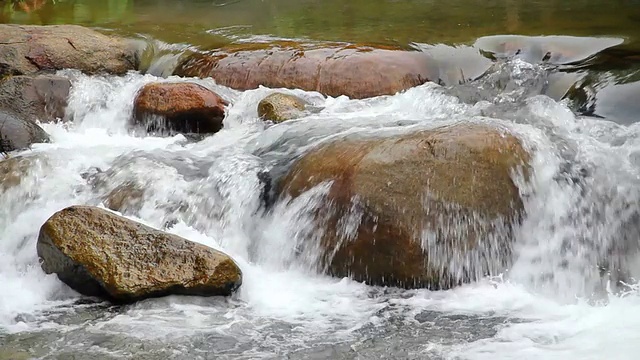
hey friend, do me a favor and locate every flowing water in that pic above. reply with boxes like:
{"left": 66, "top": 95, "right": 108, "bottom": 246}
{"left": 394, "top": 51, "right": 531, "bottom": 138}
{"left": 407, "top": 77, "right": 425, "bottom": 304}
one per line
{"left": 2, "top": 0, "right": 640, "bottom": 359}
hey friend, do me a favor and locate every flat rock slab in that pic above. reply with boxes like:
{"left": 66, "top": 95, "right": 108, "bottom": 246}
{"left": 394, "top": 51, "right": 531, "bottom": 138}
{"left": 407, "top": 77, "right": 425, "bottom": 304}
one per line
{"left": 175, "top": 42, "right": 437, "bottom": 99}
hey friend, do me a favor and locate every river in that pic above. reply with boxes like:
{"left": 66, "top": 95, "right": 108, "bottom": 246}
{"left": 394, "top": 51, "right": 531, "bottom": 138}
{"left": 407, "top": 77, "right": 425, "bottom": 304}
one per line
{"left": 1, "top": 0, "right": 640, "bottom": 359}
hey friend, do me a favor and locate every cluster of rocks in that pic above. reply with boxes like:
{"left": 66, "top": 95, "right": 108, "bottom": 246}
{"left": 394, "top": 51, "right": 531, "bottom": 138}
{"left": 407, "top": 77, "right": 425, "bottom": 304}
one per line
{"left": 1, "top": 24, "right": 533, "bottom": 303}
{"left": 0, "top": 25, "right": 315, "bottom": 152}
{"left": 0, "top": 24, "right": 129, "bottom": 153}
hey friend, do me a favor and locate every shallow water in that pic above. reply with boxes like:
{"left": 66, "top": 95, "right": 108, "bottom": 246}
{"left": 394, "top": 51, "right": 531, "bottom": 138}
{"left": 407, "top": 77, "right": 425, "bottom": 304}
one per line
{"left": 2, "top": 1, "right": 640, "bottom": 359}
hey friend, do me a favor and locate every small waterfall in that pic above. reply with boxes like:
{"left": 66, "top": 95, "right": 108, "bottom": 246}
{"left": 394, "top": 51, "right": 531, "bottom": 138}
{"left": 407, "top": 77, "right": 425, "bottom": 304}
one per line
{"left": 1, "top": 44, "right": 640, "bottom": 359}
{"left": 49, "top": 61, "right": 640, "bottom": 298}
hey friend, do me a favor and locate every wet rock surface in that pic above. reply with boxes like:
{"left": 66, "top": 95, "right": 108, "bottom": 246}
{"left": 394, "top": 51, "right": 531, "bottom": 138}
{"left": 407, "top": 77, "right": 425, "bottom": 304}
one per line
{"left": 133, "top": 82, "right": 228, "bottom": 135}
{"left": 0, "top": 110, "right": 49, "bottom": 153}
{"left": 102, "top": 182, "right": 146, "bottom": 214}
{"left": 0, "top": 24, "right": 137, "bottom": 76}
{"left": 257, "top": 92, "right": 309, "bottom": 123}
{"left": 175, "top": 42, "right": 436, "bottom": 99}
{"left": 0, "top": 74, "right": 71, "bottom": 123}
{"left": 279, "top": 123, "right": 529, "bottom": 289}
{"left": 37, "top": 205, "right": 242, "bottom": 303}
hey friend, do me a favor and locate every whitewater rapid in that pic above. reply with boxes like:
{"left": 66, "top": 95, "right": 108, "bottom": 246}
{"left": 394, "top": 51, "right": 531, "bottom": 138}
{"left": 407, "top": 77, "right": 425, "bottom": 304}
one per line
{"left": 1, "top": 59, "right": 639, "bottom": 359}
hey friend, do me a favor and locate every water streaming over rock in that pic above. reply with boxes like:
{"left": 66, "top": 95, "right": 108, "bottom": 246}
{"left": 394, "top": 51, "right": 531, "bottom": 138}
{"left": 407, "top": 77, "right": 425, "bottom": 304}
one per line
{"left": 1, "top": 48, "right": 640, "bottom": 359}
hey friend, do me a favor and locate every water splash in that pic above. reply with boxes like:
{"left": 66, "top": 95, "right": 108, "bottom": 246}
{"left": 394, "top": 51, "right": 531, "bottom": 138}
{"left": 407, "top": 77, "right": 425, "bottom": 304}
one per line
{"left": 1, "top": 55, "right": 640, "bottom": 359}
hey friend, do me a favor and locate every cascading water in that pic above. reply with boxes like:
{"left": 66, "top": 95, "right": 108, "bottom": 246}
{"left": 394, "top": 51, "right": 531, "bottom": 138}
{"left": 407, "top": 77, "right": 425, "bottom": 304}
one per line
{"left": 1, "top": 45, "right": 639, "bottom": 359}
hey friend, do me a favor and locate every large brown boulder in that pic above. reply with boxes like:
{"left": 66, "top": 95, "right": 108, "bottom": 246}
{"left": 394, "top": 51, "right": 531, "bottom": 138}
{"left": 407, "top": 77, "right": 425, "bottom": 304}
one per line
{"left": 37, "top": 205, "right": 242, "bottom": 303}
{"left": 0, "top": 24, "right": 137, "bottom": 77}
{"left": 0, "top": 75, "right": 71, "bottom": 123}
{"left": 133, "top": 82, "right": 228, "bottom": 135}
{"left": 0, "top": 110, "right": 49, "bottom": 153}
{"left": 278, "top": 123, "right": 529, "bottom": 289}
{"left": 175, "top": 42, "right": 436, "bottom": 99}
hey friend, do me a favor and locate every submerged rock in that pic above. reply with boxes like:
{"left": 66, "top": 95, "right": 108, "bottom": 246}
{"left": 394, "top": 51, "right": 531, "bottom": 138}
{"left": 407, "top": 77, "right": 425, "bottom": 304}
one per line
{"left": 0, "top": 157, "right": 26, "bottom": 191}
{"left": 589, "top": 80, "right": 640, "bottom": 125}
{"left": 278, "top": 123, "right": 529, "bottom": 289}
{"left": 0, "top": 110, "right": 49, "bottom": 153}
{"left": 102, "top": 182, "right": 146, "bottom": 214}
{"left": 175, "top": 42, "right": 436, "bottom": 99}
{"left": 37, "top": 205, "right": 242, "bottom": 303}
{"left": 0, "top": 349, "right": 31, "bottom": 360}
{"left": 0, "top": 24, "right": 137, "bottom": 76}
{"left": 474, "top": 35, "right": 623, "bottom": 65}
{"left": 0, "top": 75, "right": 71, "bottom": 123}
{"left": 418, "top": 44, "right": 493, "bottom": 85}
{"left": 0, "top": 155, "right": 46, "bottom": 191}
{"left": 258, "top": 92, "right": 308, "bottom": 123}
{"left": 133, "top": 82, "right": 228, "bottom": 135}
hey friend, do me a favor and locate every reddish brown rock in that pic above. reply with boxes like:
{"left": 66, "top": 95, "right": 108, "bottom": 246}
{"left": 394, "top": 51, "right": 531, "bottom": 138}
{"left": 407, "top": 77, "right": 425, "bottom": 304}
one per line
{"left": 0, "top": 24, "right": 137, "bottom": 77}
{"left": 133, "top": 82, "right": 228, "bottom": 135}
{"left": 175, "top": 42, "right": 437, "bottom": 99}
{"left": 278, "top": 123, "right": 529, "bottom": 289}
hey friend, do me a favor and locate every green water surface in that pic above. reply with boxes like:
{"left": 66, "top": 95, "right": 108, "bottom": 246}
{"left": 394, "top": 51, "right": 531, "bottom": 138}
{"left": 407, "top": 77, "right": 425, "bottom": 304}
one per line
{"left": 1, "top": 0, "right": 640, "bottom": 49}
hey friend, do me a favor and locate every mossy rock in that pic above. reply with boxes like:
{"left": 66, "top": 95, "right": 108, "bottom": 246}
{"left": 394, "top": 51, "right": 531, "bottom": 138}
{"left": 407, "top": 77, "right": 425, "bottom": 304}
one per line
{"left": 257, "top": 92, "right": 308, "bottom": 123}
{"left": 37, "top": 206, "right": 242, "bottom": 303}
